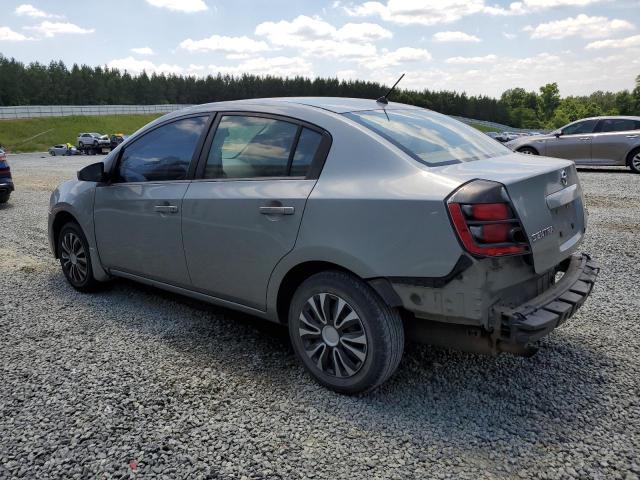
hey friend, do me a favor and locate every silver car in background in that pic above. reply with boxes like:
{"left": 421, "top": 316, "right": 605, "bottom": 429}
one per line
{"left": 506, "top": 116, "right": 640, "bottom": 173}
{"left": 48, "top": 98, "right": 599, "bottom": 394}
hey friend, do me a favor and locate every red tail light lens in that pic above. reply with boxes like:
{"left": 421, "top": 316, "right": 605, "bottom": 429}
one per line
{"left": 447, "top": 180, "right": 530, "bottom": 257}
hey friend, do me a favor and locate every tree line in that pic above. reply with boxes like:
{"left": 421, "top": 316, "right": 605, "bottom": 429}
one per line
{"left": 1, "top": 54, "right": 639, "bottom": 129}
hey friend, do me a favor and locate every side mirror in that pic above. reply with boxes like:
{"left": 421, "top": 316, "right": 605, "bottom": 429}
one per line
{"left": 553, "top": 130, "right": 562, "bottom": 138}
{"left": 77, "top": 162, "right": 106, "bottom": 182}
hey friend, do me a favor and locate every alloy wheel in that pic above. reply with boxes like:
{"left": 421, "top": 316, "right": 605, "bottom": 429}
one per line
{"left": 298, "top": 293, "right": 368, "bottom": 378}
{"left": 632, "top": 153, "right": 640, "bottom": 172}
{"left": 60, "top": 231, "right": 88, "bottom": 284}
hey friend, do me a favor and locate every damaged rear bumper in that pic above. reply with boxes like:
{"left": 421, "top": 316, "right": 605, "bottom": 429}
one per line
{"left": 494, "top": 252, "right": 599, "bottom": 349}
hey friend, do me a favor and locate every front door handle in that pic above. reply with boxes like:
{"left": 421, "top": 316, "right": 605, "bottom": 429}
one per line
{"left": 154, "top": 205, "right": 179, "bottom": 214}
{"left": 259, "top": 206, "right": 295, "bottom": 215}
{"left": 626, "top": 134, "right": 638, "bottom": 139}
{"left": 579, "top": 137, "right": 591, "bottom": 141}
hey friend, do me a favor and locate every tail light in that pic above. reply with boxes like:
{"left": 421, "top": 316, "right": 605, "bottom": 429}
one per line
{"left": 447, "top": 180, "right": 530, "bottom": 257}
{"left": 0, "top": 157, "right": 10, "bottom": 178}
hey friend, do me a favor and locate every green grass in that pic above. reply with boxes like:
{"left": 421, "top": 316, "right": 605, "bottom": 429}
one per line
{"left": 0, "top": 114, "right": 162, "bottom": 153}
{"left": 0, "top": 113, "right": 497, "bottom": 153}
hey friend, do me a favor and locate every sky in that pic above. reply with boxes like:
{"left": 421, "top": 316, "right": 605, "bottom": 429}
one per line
{"left": 1, "top": 0, "right": 639, "bottom": 98}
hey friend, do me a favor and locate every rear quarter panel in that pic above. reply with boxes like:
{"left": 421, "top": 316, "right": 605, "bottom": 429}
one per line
{"left": 266, "top": 115, "right": 466, "bottom": 318}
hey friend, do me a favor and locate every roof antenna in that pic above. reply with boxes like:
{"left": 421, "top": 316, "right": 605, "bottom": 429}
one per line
{"left": 377, "top": 73, "right": 405, "bottom": 105}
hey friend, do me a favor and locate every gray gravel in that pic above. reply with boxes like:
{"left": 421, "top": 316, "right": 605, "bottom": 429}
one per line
{"left": 1, "top": 153, "right": 639, "bottom": 479}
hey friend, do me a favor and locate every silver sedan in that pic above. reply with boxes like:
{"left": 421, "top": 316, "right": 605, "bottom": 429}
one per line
{"left": 48, "top": 98, "right": 598, "bottom": 393}
{"left": 506, "top": 116, "right": 640, "bottom": 173}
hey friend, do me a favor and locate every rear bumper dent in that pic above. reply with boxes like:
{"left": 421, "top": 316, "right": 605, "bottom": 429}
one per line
{"left": 495, "top": 252, "right": 599, "bottom": 347}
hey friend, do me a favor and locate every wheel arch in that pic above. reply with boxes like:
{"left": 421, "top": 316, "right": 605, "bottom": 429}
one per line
{"left": 625, "top": 145, "right": 640, "bottom": 166}
{"left": 51, "top": 210, "right": 80, "bottom": 258}
{"left": 516, "top": 144, "right": 540, "bottom": 155}
{"left": 271, "top": 259, "right": 403, "bottom": 325}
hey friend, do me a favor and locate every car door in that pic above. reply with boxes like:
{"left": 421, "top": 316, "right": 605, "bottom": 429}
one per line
{"left": 591, "top": 118, "right": 640, "bottom": 165}
{"left": 181, "top": 113, "right": 331, "bottom": 310}
{"left": 93, "top": 115, "right": 210, "bottom": 287}
{"left": 545, "top": 119, "right": 598, "bottom": 163}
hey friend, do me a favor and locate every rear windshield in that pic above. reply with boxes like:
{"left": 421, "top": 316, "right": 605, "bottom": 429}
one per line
{"left": 344, "top": 109, "right": 510, "bottom": 166}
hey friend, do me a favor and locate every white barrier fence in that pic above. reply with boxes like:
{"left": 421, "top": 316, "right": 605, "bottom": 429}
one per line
{"left": 0, "top": 104, "right": 530, "bottom": 133}
{"left": 0, "top": 104, "right": 193, "bottom": 119}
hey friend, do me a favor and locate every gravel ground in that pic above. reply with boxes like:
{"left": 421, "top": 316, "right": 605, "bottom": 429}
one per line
{"left": 1, "top": 153, "right": 639, "bottom": 479}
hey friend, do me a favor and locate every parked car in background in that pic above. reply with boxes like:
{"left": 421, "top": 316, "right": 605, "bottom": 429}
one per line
{"left": 49, "top": 144, "right": 80, "bottom": 156}
{"left": 496, "top": 131, "right": 522, "bottom": 143}
{"left": 506, "top": 116, "right": 640, "bottom": 173}
{"left": 77, "top": 133, "right": 110, "bottom": 149}
{"left": 485, "top": 131, "right": 500, "bottom": 140}
{"left": 0, "top": 148, "right": 14, "bottom": 204}
{"left": 110, "top": 134, "right": 129, "bottom": 150}
{"left": 49, "top": 97, "right": 598, "bottom": 394}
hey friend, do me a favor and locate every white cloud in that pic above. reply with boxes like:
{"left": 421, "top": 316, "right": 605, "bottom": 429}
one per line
{"left": 131, "top": 47, "right": 155, "bottom": 55}
{"left": 586, "top": 34, "right": 640, "bottom": 50}
{"left": 345, "top": 0, "right": 611, "bottom": 23}
{"left": 445, "top": 54, "right": 498, "bottom": 64}
{"left": 255, "top": 15, "right": 391, "bottom": 60}
{"left": 362, "top": 47, "right": 432, "bottom": 69}
{"left": 107, "top": 57, "right": 185, "bottom": 75}
{"left": 145, "top": 0, "right": 208, "bottom": 12}
{"left": 208, "top": 56, "right": 313, "bottom": 77}
{"left": 433, "top": 31, "right": 481, "bottom": 42}
{"left": 179, "top": 35, "right": 270, "bottom": 53}
{"left": 14, "top": 4, "right": 59, "bottom": 18}
{"left": 503, "top": 32, "right": 517, "bottom": 39}
{"left": 25, "top": 21, "right": 94, "bottom": 38}
{"left": 336, "top": 69, "right": 358, "bottom": 80}
{"left": 525, "top": 14, "right": 634, "bottom": 39}
{"left": 345, "top": 0, "right": 486, "bottom": 26}
{"left": 256, "top": 15, "right": 391, "bottom": 45}
{"left": 0, "top": 26, "right": 32, "bottom": 41}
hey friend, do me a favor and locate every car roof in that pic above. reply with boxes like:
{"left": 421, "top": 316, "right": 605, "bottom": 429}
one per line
{"left": 573, "top": 115, "right": 640, "bottom": 122}
{"left": 186, "top": 97, "right": 420, "bottom": 114}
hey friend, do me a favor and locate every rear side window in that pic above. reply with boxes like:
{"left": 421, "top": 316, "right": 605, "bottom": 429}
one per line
{"left": 204, "top": 115, "right": 306, "bottom": 179}
{"left": 599, "top": 118, "right": 640, "bottom": 133}
{"left": 562, "top": 120, "right": 598, "bottom": 135}
{"left": 116, "top": 116, "right": 208, "bottom": 183}
{"left": 291, "top": 128, "right": 323, "bottom": 177}
{"left": 344, "top": 109, "right": 509, "bottom": 166}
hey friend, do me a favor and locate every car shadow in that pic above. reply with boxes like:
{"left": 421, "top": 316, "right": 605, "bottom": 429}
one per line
{"left": 47, "top": 272, "right": 613, "bottom": 462}
{"left": 0, "top": 201, "right": 14, "bottom": 210}
{"left": 577, "top": 167, "right": 631, "bottom": 174}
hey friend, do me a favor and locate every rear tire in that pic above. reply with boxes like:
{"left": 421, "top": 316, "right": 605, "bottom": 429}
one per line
{"left": 288, "top": 270, "right": 404, "bottom": 394}
{"left": 50, "top": 151, "right": 56, "bottom": 156}
{"left": 0, "top": 193, "right": 9, "bottom": 204}
{"left": 517, "top": 147, "right": 538, "bottom": 155}
{"left": 57, "top": 222, "right": 100, "bottom": 292}
{"left": 627, "top": 148, "right": 640, "bottom": 174}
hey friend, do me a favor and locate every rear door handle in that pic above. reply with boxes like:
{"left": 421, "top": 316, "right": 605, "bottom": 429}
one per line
{"left": 626, "top": 135, "right": 638, "bottom": 139}
{"left": 579, "top": 137, "right": 591, "bottom": 141}
{"left": 259, "top": 206, "right": 295, "bottom": 215}
{"left": 154, "top": 205, "right": 178, "bottom": 214}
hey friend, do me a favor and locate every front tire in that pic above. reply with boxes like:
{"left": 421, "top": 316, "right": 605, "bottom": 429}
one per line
{"left": 0, "top": 193, "right": 9, "bottom": 204}
{"left": 628, "top": 148, "right": 640, "bottom": 174}
{"left": 288, "top": 270, "right": 404, "bottom": 394}
{"left": 57, "top": 222, "right": 100, "bottom": 292}
{"left": 50, "top": 151, "right": 56, "bottom": 156}
{"left": 517, "top": 147, "right": 538, "bottom": 155}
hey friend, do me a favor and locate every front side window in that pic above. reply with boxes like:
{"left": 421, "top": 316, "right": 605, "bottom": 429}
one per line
{"left": 599, "top": 118, "right": 639, "bottom": 133}
{"left": 344, "top": 109, "right": 510, "bottom": 166}
{"left": 116, "top": 116, "right": 208, "bottom": 183}
{"left": 562, "top": 120, "right": 598, "bottom": 135}
{"left": 204, "top": 115, "right": 299, "bottom": 179}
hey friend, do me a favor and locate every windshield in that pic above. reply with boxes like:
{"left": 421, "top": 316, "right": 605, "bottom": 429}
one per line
{"left": 344, "top": 109, "right": 510, "bottom": 166}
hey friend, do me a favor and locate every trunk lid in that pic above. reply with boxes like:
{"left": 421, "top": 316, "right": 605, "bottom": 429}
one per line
{"left": 434, "top": 153, "right": 586, "bottom": 274}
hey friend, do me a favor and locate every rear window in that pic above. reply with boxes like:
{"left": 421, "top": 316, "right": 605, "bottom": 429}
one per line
{"left": 599, "top": 118, "right": 640, "bottom": 133}
{"left": 344, "top": 109, "right": 510, "bottom": 166}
